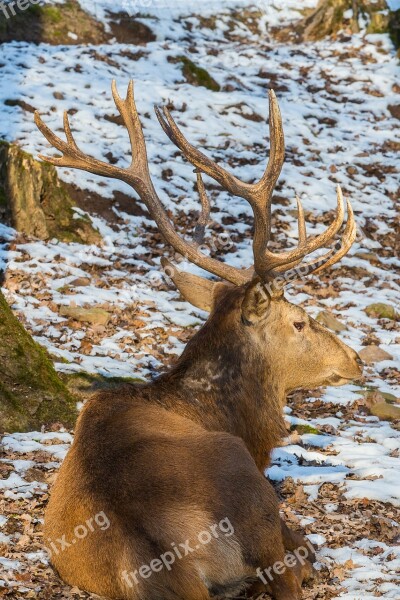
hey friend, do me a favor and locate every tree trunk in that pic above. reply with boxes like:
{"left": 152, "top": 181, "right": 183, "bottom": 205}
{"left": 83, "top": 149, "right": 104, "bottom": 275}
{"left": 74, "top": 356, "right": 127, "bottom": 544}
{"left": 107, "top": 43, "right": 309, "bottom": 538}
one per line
{"left": 0, "top": 291, "right": 77, "bottom": 432}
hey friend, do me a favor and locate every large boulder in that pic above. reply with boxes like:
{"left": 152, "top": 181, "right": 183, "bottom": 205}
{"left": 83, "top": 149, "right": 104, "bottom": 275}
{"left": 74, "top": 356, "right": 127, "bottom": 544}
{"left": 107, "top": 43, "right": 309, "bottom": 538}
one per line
{"left": 0, "top": 1, "right": 155, "bottom": 46}
{"left": 0, "top": 141, "right": 100, "bottom": 243}
{"left": 276, "top": 0, "right": 399, "bottom": 45}
{"left": 0, "top": 291, "right": 77, "bottom": 432}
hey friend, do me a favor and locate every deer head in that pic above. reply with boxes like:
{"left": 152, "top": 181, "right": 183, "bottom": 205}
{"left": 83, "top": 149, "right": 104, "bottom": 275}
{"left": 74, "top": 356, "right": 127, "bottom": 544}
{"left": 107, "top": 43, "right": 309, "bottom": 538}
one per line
{"left": 34, "top": 81, "right": 362, "bottom": 405}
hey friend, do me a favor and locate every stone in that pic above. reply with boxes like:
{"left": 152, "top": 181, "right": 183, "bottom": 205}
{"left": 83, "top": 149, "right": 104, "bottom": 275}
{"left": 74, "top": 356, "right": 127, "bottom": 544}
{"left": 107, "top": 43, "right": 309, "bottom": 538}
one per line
{"left": 354, "top": 252, "right": 380, "bottom": 262}
{"left": 388, "top": 105, "right": 400, "bottom": 120}
{"left": 170, "top": 56, "right": 221, "bottom": 91}
{"left": 361, "top": 391, "right": 386, "bottom": 408}
{"left": 60, "top": 306, "right": 110, "bottom": 326}
{"left": 290, "top": 424, "right": 320, "bottom": 435}
{"left": 279, "top": 0, "right": 392, "bottom": 42}
{"left": 0, "top": 141, "right": 100, "bottom": 244}
{"left": 370, "top": 402, "right": 400, "bottom": 421}
{"left": 356, "top": 389, "right": 399, "bottom": 407}
{"left": 358, "top": 345, "right": 393, "bottom": 364}
{"left": 0, "top": 291, "right": 77, "bottom": 432}
{"left": 365, "top": 303, "right": 397, "bottom": 321}
{"left": 69, "top": 277, "right": 91, "bottom": 287}
{"left": 316, "top": 311, "right": 347, "bottom": 332}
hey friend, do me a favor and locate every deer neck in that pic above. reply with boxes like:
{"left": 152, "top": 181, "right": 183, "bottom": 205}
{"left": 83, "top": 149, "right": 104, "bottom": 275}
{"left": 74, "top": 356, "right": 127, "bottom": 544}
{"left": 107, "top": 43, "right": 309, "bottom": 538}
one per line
{"left": 157, "top": 327, "right": 287, "bottom": 471}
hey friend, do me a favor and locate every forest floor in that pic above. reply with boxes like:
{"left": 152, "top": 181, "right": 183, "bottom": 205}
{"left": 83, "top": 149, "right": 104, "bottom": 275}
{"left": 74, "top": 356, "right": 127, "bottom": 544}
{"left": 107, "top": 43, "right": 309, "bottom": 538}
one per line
{"left": 0, "top": 1, "right": 399, "bottom": 598}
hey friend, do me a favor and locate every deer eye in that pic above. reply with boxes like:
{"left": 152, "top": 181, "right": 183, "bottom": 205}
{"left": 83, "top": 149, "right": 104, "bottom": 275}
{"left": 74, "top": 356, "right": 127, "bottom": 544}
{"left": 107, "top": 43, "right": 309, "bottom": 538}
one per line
{"left": 294, "top": 321, "right": 306, "bottom": 332}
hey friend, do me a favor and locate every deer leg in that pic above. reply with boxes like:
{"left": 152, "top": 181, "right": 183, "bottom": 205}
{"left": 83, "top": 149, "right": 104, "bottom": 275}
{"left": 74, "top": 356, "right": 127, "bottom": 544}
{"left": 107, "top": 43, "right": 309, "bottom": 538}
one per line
{"left": 279, "top": 518, "right": 317, "bottom": 588}
{"left": 291, "top": 556, "right": 317, "bottom": 587}
{"left": 252, "top": 528, "right": 302, "bottom": 600}
{"left": 280, "top": 519, "right": 315, "bottom": 561}
{"left": 257, "top": 564, "right": 301, "bottom": 600}
{"left": 249, "top": 557, "right": 316, "bottom": 599}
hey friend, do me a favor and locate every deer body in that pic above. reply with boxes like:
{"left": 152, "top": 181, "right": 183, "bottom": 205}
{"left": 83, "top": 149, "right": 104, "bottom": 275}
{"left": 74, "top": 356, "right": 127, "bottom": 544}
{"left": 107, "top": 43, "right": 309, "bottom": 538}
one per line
{"left": 44, "top": 285, "right": 361, "bottom": 600}
{"left": 46, "top": 394, "right": 291, "bottom": 600}
{"left": 36, "top": 82, "right": 362, "bottom": 599}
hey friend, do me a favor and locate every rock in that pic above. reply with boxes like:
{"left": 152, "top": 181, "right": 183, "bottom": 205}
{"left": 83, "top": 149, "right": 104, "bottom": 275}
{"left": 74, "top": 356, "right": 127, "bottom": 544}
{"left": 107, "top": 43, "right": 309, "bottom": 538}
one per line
{"left": 0, "top": 141, "right": 101, "bottom": 244}
{"left": 0, "top": 1, "right": 155, "bottom": 46}
{"left": 370, "top": 402, "right": 400, "bottom": 421}
{"left": 369, "top": 9, "right": 391, "bottom": 34}
{"left": 360, "top": 391, "right": 387, "bottom": 409}
{"left": 279, "top": 0, "right": 392, "bottom": 42}
{"left": 0, "top": 291, "right": 77, "bottom": 432}
{"left": 380, "top": 391, "right": 399, "bottom": 404}
{"left": 388, "top": 105, "right": 400, "bottom": 120}
{"left": 356, "top": 389, "right": 399, "bottom": 406}
{"left": 60, "top": 306, "right": 110, "bottom": 326}
{"left": 108, "top": 13, "right": 156, "bottom": 45}
{"left": 389, "top": 9, "right": 400, "bottom": 50}
{"left": 354, "top": 251, "right": 380, "bottom": 262}
{"left": 358, "top": 345, "right": 393, "bottom": 364}
{"left": 365, "top": 303, "right": 397, "bottom": 320}
{"left": 316, "top": 311, "right": 347, "bottom": 332}
{"left": 69, "top": 277, "right": 91, "bottom": 287}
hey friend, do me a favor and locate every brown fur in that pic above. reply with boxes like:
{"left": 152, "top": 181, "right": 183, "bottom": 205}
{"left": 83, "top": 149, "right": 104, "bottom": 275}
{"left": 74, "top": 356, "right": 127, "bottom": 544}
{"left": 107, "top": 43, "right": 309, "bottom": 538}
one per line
{"left": 44, "top": 282, "right": 362, "bottom": 600}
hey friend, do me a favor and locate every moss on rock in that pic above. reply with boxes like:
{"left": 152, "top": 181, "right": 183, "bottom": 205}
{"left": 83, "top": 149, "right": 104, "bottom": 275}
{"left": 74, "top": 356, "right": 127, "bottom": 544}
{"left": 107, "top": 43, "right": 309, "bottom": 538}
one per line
{"left": 290, "top": 423, "right": 320, "bottom": 435}
{"left": 0, "top": 141, "right": 100, "bottom": 244}
{"left": 0, "top": 291, "right": 77, "bottom": 432}
{"left": 175, "top": 56, "right": 221, "bottom": 91}
{"left": 365, "top": 303, "right": 398, "bottom": 320}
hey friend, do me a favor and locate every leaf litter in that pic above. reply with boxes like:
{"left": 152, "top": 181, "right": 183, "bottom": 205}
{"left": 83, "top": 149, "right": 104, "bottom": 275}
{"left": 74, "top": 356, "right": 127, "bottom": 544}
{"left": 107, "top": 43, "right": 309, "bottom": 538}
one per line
{"left": 0, "top": 0, "right": 399, "bottom": 598}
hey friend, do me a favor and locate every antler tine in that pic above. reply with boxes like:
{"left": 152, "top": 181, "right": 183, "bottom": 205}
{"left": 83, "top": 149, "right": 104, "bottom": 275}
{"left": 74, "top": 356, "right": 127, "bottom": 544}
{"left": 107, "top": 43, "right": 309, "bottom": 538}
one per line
{"left": 273, "top": 196, "right": 307, "bottom": 273}
{"left": 34, "top": 111, "right": 73, "bottom": 165}
{"left": 281, "top": 195, "right": 356, "bottom": 283}
{"left": 111, "top": 80, "right": 149, "bottom": 176}
{"left": 193, "top": 170, "right": 211, "bottom": 244}
{"left": 308, "top": 198, "right": 356, "bottom": 274}
{"left": 154, "top": 105, "right": 245, "bottom": 198}
{"left": 257, "top": 185, "right": 345, "bottom": 278}
{"left": 34, "top": 109, "right": 123, "bottom": 179}
{"left": 63, "top": 111, "right": 79, "bottom": 151}
{"left": 296, "top": 196, "right": 307, "bottom": 246}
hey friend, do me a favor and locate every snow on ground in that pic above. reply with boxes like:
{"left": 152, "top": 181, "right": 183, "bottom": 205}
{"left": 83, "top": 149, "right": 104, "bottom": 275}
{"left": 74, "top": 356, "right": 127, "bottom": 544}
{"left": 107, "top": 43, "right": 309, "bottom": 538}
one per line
{"left": 0, "top": 1, "right": 399, "bottom": 598}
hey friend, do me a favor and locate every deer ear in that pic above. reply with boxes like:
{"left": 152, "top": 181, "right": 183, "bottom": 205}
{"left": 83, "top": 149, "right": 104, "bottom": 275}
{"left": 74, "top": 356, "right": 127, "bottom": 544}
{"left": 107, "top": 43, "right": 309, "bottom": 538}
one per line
{"left": 241, "top": 279, "right": 272, "bottom": 325}
{"left": 161, "top": 258, "right": 224, "bottom": 312}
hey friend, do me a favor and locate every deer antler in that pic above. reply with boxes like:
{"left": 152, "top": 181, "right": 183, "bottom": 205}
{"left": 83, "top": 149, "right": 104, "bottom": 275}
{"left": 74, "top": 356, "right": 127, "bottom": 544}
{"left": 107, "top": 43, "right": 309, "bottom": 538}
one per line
{"left": 34, "top": 80, "right": 356, "bottom": 287}
{"left": 34, "top": 81, "right": 248, "bottom": 285}
{"left": 155, "top": 95, "right": 355, "bottom": 281}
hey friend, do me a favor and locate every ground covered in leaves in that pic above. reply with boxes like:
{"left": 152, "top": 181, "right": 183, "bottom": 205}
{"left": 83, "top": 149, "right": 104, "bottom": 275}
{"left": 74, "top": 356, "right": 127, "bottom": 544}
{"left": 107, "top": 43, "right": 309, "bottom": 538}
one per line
{"left": 0, "top": 0, "right": 399, "bottom": 598}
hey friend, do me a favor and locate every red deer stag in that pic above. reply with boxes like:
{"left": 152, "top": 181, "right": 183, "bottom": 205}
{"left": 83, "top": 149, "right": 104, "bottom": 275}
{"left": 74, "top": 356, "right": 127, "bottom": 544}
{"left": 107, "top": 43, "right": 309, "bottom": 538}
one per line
{"left": 35, "top": 81, "right": 362, "bottom": 600}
